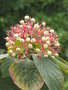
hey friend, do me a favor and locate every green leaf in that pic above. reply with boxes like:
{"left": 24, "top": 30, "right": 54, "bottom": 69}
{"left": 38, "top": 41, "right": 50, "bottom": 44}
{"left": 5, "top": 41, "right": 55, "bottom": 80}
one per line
{"left": 56, "top": 57, "right": 68, "bottom": 64}
{"left": 1, "top": 57, "right": 13, "bottom": 78}
{"left": 53, "top": 57, "right": 68, "bottom": 75}
{"left": 32, "top": 54, "right": 64, "bottom": 90}
{"left": 64, "top": 80, "right": 68, "bottom": 90}
{"left": 9, "top": 59, "right": 44, "bottom": 90}
{"left": 0, "top": 54, "right": 8, "bottom": 60}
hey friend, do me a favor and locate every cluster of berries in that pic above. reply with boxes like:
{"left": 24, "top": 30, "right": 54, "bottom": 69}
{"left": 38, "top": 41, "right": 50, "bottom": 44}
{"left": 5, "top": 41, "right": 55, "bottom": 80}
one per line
{"left": 5, "top": 15, "right": 60, "bottom": 59}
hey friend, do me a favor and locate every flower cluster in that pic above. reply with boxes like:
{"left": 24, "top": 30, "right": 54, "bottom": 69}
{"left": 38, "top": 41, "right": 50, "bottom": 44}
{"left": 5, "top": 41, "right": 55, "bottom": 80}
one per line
{"left": 5, "top": 15, "right": 60, "bottom": 59}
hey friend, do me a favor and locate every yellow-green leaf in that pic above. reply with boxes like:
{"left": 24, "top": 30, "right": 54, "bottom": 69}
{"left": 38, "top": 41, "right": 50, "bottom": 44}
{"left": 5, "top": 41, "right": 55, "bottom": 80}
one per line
{"left": 9, "top": 59, "right": 44, "bottom": 90}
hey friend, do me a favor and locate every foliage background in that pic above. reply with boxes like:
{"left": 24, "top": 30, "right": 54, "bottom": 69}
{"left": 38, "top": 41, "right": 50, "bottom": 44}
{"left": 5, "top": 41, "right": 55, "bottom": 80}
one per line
{"left": 0, "top": 0, "right": 68, "bottom": 90}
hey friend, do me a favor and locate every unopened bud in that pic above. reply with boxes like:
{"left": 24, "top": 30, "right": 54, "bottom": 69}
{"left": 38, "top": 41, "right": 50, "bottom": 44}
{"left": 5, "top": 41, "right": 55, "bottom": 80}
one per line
{"left": 28, "top": 44, "right": 33, "bottom": 48}
{"left": 14, "top": 34, "right": 18, "bottom": 38}
{"left": 47, "top": 50, "right": 52, "bottom": 55}
{"left": 44, "top": 31, "right": 49, "bottom": 35}
{"left": 8, "top": 50, "right": 13, "bottom": 54}
{"left": 20, "top": 20, "right": 24, "bottom": 24}
{"left": 35, "top": 48, "right": 40, "bottom": 53}
{"left": 55, "top": 42, "right": 60, "bottom": 46}
{"left": 6, "top": 42, "right": 9, "bottom": 46}
{"left": 16, "top": 47, "right": 20, "bottom": 51}
{"left": 42, "top": 36, "right": 46, "bottom": 42}
{"left": 42, "top": 22, "right": 46, "bottom": 26}
{"left": 46, "top": 41, "right": 50, "bottom": 45}
{"left": 31, "top": 38, "right": 36, "bottom": 43}
{"left": 44, "top": 54, "right": 48, "bottom": 58}
{"left": 20, "top": 39, "right": 24, "bottom": 42}
{"left": 27, "top": 25, "right": 30, "bottom": 29}
{"left": 19, "top": 25, "right": 23, "bottom": 28}
{"left": 44, "top": 44, "right": 48, "bottom": 48}
{"left": 50, "top": 29, "right": 54, "bottom": 33}
{"left": 26, "top": 37, "right": 30, "bottom": 42}
{"left": 34, "top": 23, "right": 39, "bottom": 29}
{"left": 25, "top": 15, "right": 29, "bottom": 20}
{"left": 5, "top": 37, "right": 9, "bottom": 41}
{"left": 12, "top": 53, "right": 15, "bottom": 56}
{"left": 11, "top": 41, "right": 15, "bottom": 45}
{"left": 51, "top": 56, "right": 55, "bottom": 58}
{"left": 31, "top": 18, "right": 35, "bottom": 22}
{"left": 55, "top": 53, "right": 59, "bottom": 56}
{"left": 45, "top": 37, "right": 50, "bottom": 40}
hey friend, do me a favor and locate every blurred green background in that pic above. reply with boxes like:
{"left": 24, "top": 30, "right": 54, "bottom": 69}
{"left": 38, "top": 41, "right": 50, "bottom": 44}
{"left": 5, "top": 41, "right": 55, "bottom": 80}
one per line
{"left": 0, "top": 0, "right": 68, "bottom": 90}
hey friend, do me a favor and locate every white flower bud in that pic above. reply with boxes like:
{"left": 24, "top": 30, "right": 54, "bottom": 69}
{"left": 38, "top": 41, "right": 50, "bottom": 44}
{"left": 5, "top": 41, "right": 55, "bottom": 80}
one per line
{"left": 44, "top": 54, "right": 48, "bottom": 58}
{"left": 14, "top": 27, "right": 16, "bottom": 29}
{"left": 42, "top": 22, "right": 46, "bottom": 26}
{"left": 28, "top": 44, "right": 33, "bottom": 48}
{"left": 12, "top": 53, "right": 15, "bottom": 56}
{"left": 6, "top": 42, "right": 9, "bottom": 46}
{"left": 19, "top": 25, "right": 23, "bottom": 28}
{"left": 46, "top": 41, "right": 50, "bottom": 45}
{"left": 35, "top": 48, "right": 40, "bottom": 53}
{"left": 20, "top": 20, "right": 24, "bottom": 24}
{"left": 26, "top": 37, "right": 30, "bottom": 42}
{"left": 55, "top": 42, "right": 60, "bottom": 46}
{"left": 44, "top": 44, "right": 48, "bottom": 48}
{"left": 51, "top": 56, "right": 55, "bottom": 58}
{"left": 34, "top": 23, "right": 39, "bottom": 29}
{"left": 31, "top": 18, "right": 35, "bottom": 22}
{"left": 20, "top": 39, "right": 24, "bottom": 42}
{"left": 11, "top": 41, "right": 15, "bottom": 45}
{"left": 16, "top": 47, "right": 21, "bottom": 51}
{"left": 8, "top": 50, "right": 13, "bottom": 54}
{"left": 47, "top": 50, "right": 52, "bottom": 55}
{"left": 31, "top": 38, "right": 36, "bottom": 43}
{"left": 50, "top": 29, "right": 54, "bottom": 33}
{"left": 45, "top": 37, "right": 50, "bottom": 40}
{"left": 42, "top": 36, "right": 46, "bottom": 41}
{"left": 44, "top": 31, "right": 49, "bottom": 35}
{"left": 55, "top": 53, "right": 59, "bottom": 56}
{"left": 25, "top": 15, "right": 29, "bottom": 20}
{"left": 42, "top": 36, "right": 49, "bottom": 42}
{"left": 5, "top": 37, "right": 9, "bottom": 41}
{"left": 14, "top": 34, "right": 18, "bottom": 38}
{"left": 27, "top": 25, "right": 30, "bottom": 29}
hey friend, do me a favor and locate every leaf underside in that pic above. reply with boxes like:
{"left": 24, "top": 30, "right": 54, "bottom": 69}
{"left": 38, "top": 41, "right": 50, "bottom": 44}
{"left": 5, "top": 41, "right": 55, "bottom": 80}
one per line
{"left": 9, "top": 59, "right": 44, "bottom": 90}
{"left": 0, "top": 54, "right": 8, "bottom": 60}
{"left": 32, "top": 54, "right": 64, "bottom": 90}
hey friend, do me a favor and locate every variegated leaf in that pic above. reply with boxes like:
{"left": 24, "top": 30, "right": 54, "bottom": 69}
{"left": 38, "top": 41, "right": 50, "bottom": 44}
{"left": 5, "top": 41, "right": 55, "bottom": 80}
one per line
{"left": 9, "top": 59, "right": 44, "bottom": 90}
